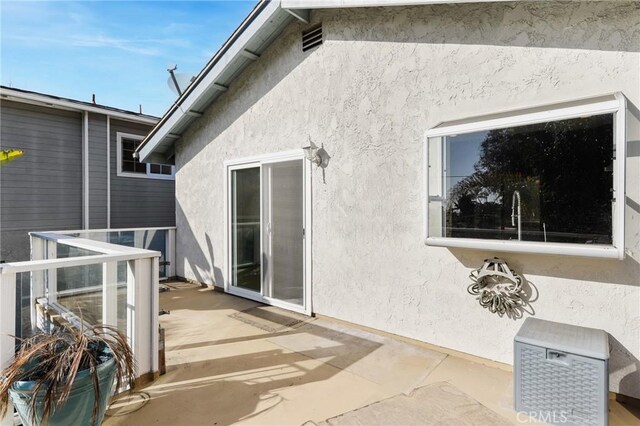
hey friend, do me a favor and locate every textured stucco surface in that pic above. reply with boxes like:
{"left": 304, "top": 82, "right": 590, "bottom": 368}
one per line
{"left": 174, "top": 2, "right": 640, "bottom": 397}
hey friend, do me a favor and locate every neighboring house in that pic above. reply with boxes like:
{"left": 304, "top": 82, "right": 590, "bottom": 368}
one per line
{"left": 137, "top": 0, "right": 640, "bottom": 400}
{"left": 0, "top": 86, "right": 176, "bottom": 262}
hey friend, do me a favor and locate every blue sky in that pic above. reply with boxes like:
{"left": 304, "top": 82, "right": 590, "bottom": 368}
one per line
{"left": 0, "top": 1, "right": 257, "bottom": 117}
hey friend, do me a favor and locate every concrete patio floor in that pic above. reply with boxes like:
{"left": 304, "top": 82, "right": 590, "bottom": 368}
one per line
{"left": 104, "top": 281, "right": 640, "bottom": 426}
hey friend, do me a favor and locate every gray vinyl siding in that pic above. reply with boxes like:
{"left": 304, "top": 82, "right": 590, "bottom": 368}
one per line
{"left": 0, "top": 100, "right": 83, "bottom": 262}
{"left": 0, "top": 100, "right": 171, "bottom": 262}
{"left": 88, "top": 113, "right": 108, "bottom": 228}
{"left": 110, "top": 119, "right": 175, "bottom": 228}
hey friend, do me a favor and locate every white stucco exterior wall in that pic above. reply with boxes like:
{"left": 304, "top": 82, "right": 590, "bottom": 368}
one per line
{"left": 174, "top": 2, "right": 640, "bottom": 397}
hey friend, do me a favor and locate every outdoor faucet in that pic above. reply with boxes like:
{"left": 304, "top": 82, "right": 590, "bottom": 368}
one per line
{"left": 511, "top": 190, "right": 522, "bottom": 241}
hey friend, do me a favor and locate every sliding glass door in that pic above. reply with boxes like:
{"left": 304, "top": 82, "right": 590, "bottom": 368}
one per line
{"left": 227, "top": 154, "right": 308, "bottom": 313}
{"left": 263, "top": 160, "right": 304, "bottom": 306}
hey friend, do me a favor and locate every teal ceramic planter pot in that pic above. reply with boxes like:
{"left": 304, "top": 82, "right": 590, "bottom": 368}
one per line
{"left": 9, "top": 354, "right": 116, "bottom": 426}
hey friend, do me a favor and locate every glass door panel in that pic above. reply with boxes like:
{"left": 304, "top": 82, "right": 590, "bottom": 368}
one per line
{"left": 263, "top": 160, "right": 304, "bottom": 306}
{"left": 231, "top": 167, "right": 261, "bottom": 292}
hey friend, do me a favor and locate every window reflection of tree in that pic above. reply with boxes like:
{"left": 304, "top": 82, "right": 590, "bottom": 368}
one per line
{"left": 446, "top": 115, "right": 614, "bottom": 244}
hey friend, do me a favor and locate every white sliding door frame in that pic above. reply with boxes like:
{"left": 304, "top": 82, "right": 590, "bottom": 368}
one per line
{"left": 223, "top": 149, "right": 312, "bottom": 315}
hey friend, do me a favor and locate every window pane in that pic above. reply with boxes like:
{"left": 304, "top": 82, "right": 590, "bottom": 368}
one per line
{"left": 122, "top": 160, "right": 135, "bottom": 172}
{"left": 428, "top": 114, "right": 614, "bottom": 245}
{"left": 134, "top": 161, "right": 147, "bottom": 173}
{"left": 148, "top": 163, "right": 173, "bottom": 176}
{"left": 122, "top": 139, "right": 140, "bottom": 150}
{"left": 121, "top": 138, "right": 146, "bottom": 174}
{"left": 231, "top": 167, "right": 261, "bottom": 292}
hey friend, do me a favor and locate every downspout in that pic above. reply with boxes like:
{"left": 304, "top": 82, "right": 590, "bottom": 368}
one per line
{"left": 106, "top": 115, "right": 111, "bottom": 229}
{"left": 83, "top": 111, "right": 89, "bottom": 230}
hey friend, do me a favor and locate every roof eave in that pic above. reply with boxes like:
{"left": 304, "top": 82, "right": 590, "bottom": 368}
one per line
{"left": 0, "top": 87, "right": 159, "bottom": 124}
{"left": 138, "top": 0, "right": 288, "bottom": 162}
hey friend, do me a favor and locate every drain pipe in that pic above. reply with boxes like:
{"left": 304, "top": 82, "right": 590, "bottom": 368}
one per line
{"left": 511, "top": 190, "right": 521, "bottom": 241}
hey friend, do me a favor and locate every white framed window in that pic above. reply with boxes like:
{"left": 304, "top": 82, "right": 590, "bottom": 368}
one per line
{"left": 424, "top": 93, "right": 627, "bottom": 260}
{"left": 116, "top": 132, "right": 175, "bottom": 180}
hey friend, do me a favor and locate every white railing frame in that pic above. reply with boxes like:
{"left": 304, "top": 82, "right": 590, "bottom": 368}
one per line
{"left": 0, "top": 232, "right": 161, "bottom": 425}
{"left": 0, "top": 271, "right": 16, "bottom": 426}
{"left": 43, "top": 226, "right": 177, "bottom": 234}
{"left": 103, "top": 261, "right": 118, "bottom": 328}
{"left": 46, "top": 239, "right": 58, "bottom": 303}
{"left": 166, "top": 228, "right": 176, "bottom": 278}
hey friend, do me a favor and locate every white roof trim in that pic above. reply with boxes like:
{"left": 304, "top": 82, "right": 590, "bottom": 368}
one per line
{"left": 282, "top": 0, "right": 512, "bottom": 8}
{"left": 138, "top": 0, "right": 281, "bottom": 162}
{"left": 0, "top": 87, "right": 159, "bottom": 125}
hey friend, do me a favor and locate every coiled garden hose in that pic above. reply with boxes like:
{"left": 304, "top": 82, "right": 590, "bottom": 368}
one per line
{"left": 468, "top": 258, "right": 527, "bottom": 319}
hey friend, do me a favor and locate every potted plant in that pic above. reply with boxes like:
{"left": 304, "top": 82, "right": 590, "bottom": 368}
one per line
{"left": 0, "top": 324, "right": 135, "bottom": 426}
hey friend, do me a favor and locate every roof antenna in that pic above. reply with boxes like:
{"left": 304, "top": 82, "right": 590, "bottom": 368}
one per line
{"left": 167, "top": 64, "right": 182, "bottom": 96}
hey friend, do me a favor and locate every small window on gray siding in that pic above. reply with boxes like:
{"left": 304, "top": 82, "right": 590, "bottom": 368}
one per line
{"left": 121, "top": 138, "right": 146, "bottom": 174}
{"left": 117, "top": 132, "right": 175, "bottom": 180}
{"left": 149, "top": 164, "right": 172, "bottom": 175}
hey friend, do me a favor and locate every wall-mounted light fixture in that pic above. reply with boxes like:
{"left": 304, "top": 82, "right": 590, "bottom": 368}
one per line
{"left": 302, "top": 138, "right": 321, "bottom": 166}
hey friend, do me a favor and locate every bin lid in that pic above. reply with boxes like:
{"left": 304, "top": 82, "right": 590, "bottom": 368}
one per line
{"left": 515, "top": 317, "right": 609, "bottom": 360}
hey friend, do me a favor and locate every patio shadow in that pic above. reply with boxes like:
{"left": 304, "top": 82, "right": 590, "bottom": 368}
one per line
{"left": 105, "top": 285, "right": 402, "bottom": 425}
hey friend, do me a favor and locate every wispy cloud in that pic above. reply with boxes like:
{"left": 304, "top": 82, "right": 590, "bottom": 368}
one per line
{"left": 0, "top": 0, "right": 257, "bottom": 116}
{"left": 1, "top": 1, "right": 189, "bottom": 56}
{"left": 72, "top": 35, "right": 162, "bottom": 55}
{"left": 5, "top": 33, "right": 175, "bottom": 56}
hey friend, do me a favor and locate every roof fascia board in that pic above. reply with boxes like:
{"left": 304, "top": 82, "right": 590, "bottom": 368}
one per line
{"left": 282, "top": 0, "right": 511, "bottom": 8}
{"left": 0, "top": 88, "right": 158, "bottom": 125}
{"left": 138, "top": 0, "right": 283, "bottom": 161}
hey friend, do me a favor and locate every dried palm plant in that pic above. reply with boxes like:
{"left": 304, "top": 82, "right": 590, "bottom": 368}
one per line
{"left": 0, "top": 324, "right": 135, "bottom": 425}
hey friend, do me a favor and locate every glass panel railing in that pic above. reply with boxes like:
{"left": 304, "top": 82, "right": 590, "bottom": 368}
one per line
{"left": 51, "top": 264, "right": 127, "bottom": 334}
{"left": 2, "top": 231, "right": 160, "bottom": 426}
{"left": 15, "top": 271, "right": 31, "bottom": 340}
{"left": 108, "top": 230, "right": 167, "bottom": 278}
{"left": 56, "top": 243, "right": 103, "bottom": 295}
{"left": 56, "top": 243, "right": 98, "bottom": 258}
{"left": 62, "top": 228, "right": 173, "bottom": 279}
{"left": 55, "top": 263, "right": 104, "bottom": 327}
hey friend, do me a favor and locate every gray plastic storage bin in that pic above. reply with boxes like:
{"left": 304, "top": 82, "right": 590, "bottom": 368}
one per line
{"left": 514, "top": 317, "right": 609, "bottom": 426}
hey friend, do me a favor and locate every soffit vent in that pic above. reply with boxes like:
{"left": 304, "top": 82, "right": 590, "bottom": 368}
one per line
{"left": 302, "top": 24, "right": 322, "bottom": 52}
